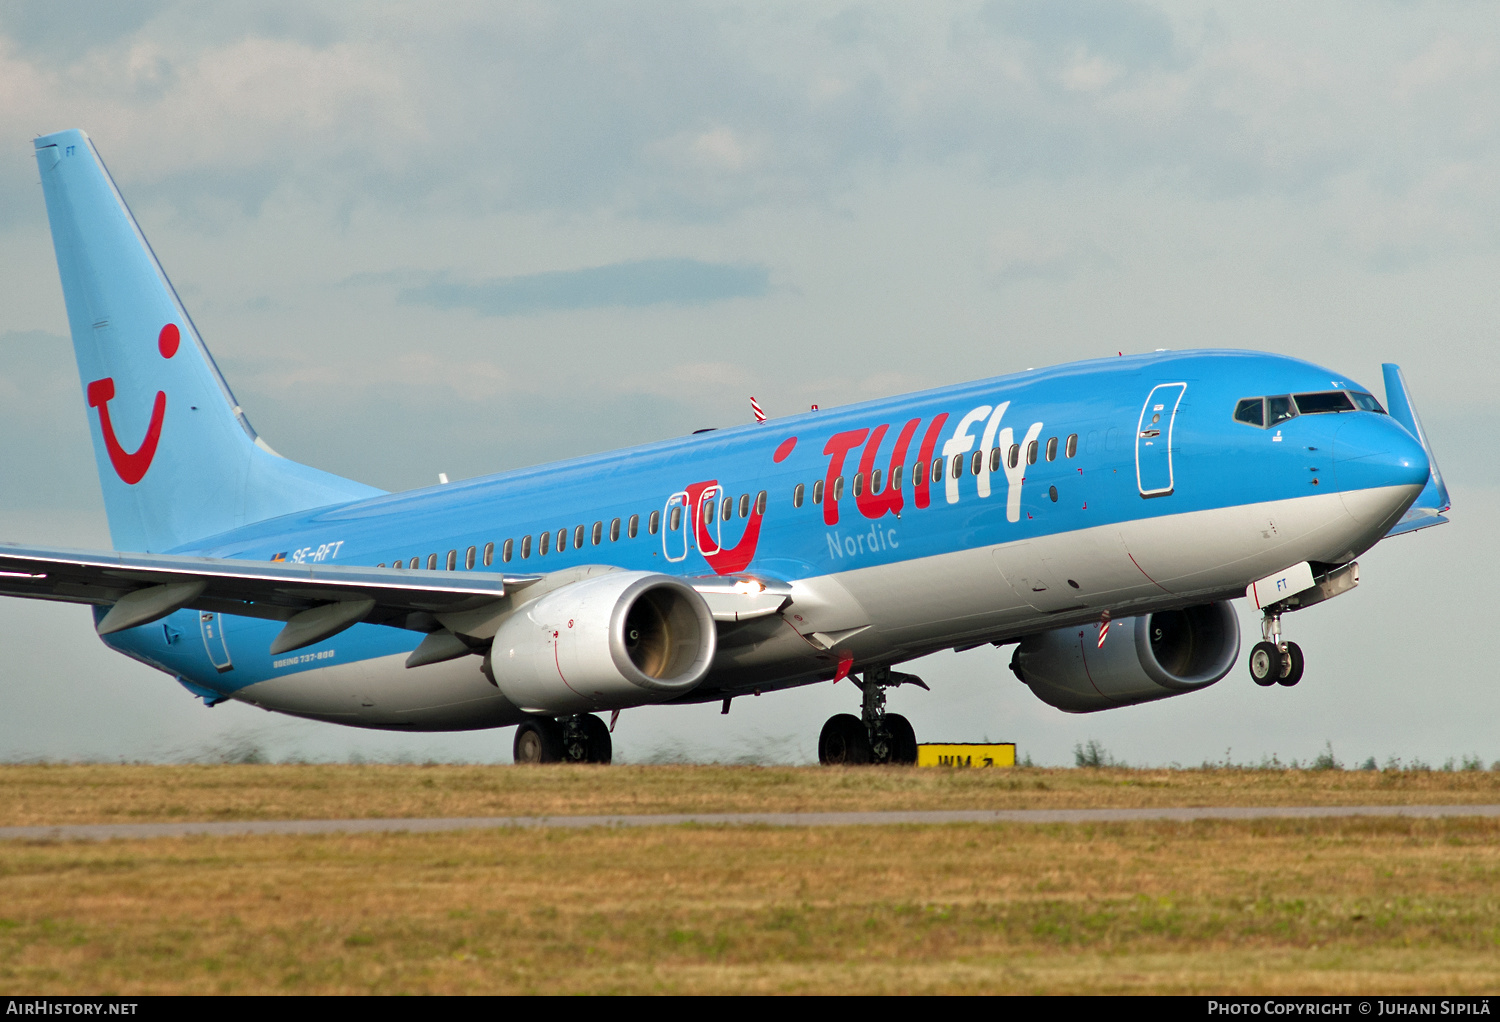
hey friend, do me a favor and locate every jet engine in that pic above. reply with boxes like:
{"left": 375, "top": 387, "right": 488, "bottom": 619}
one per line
{"left": 1010, "top": 603, "right": 1240, "bottom": 713}
{"left": 486, "top": 571, "right": 717, "bottom": 715}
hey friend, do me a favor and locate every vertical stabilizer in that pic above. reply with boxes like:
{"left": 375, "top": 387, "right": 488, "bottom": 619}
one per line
{"left": 34, "top": 130, "right": 382, "bottom": 552}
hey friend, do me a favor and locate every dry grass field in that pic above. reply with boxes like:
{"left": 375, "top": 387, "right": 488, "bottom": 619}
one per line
{"left": 3, "top": 765, "right": 1499, "bottom": 994}
{"left": 4, "top": 763, "right": 1500, "bottom": 826}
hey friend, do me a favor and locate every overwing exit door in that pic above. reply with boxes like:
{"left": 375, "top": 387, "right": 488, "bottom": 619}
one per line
{"left": 1136, "top": 382, "right": 1186, "bottom": 498}
{"left": 200, "top": 612, "right": 233, "bottom": 673}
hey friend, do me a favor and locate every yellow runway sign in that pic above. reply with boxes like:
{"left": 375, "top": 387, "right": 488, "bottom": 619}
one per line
{"left": 916, "top": 743, "right": 1016, "bottom": 768}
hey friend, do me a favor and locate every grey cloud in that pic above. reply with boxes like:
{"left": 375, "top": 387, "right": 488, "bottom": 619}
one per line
{"left": 394, "top": 260, "right": 770, "bottom": 317}
{"left": 0, "top": 330, "right": 100, "bottom": 512}
{"left": 983, "top": 0, "right": 1177, "bottom": 67}
{"left": 0, "top": 1, "right": 167, "bottom": 60}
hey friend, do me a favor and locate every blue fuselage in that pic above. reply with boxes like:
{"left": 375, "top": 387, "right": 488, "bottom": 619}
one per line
{"left": 107, "top": 349, "right": 1429, "bottom": 715}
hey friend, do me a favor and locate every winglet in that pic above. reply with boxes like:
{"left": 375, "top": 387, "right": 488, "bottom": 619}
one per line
{"left": 1381, "top": 364, "right": 1450, "bottom": 537}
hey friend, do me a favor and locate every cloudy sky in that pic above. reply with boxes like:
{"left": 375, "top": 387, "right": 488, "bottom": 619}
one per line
{"left": 0, "top": 1, "right": 1494, "bottom": 767}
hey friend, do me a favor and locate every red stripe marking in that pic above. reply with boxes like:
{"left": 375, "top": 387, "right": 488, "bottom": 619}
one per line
{"left": 1127, "top": 552, "right": 1174, "bottom": 594}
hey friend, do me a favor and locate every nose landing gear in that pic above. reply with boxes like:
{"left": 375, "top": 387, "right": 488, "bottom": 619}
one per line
{"left": 1248, "top": 606, "right": 1304, "bottom": 687}
{"left": 818, "top": 665, "right": 926, "bottom": 765}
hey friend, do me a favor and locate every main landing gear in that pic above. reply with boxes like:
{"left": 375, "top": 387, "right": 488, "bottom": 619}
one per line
{"left": 1247, "top": 606, "right": 1304, "bottom": 688}
{"left": 513, "top": 714, "right": 613, "bottom": 764}
{"left": 818, "top": 665, "right": 925, "bottom": 766}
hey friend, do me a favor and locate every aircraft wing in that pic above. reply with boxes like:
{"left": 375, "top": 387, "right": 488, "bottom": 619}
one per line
{"left": 0, "top": 542, "right": 542, "bottom": 654}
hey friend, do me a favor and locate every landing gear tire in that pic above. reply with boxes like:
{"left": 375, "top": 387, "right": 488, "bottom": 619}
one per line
{"left": 819, "top": 713, "right": 871, "bottom": 766}
{"left": 577, "top": 713, "right": 613, "bottom": 763}
{"left": 885, "top": 713, "right": 918, "bottom": 766}
{"left": 1277, "top": 641, "right": 1304, "bottom": 687}
{"left": 1249, "top": 641, "right": 1280, "bottom": 686}
{"left": 514, "top": 719, "right": 564, "bottom": 764}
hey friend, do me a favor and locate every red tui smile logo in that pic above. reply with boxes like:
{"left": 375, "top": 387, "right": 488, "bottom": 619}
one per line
{"left": 86, "top": 323, "right": 178, "bottom": 485}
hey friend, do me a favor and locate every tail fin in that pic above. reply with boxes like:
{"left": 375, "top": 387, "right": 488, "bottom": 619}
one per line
{"left": 34, "top": 129, "right": 381, "bottom": 552}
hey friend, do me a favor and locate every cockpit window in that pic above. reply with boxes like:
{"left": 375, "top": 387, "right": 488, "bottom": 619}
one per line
{"left": 1236, "top": 390, "right": 1385, "bottom": 429}
{"left": 1294, "top": 391, "right": 1356, "bottom": 414}
{"left": 1266, "top": 395, "right": 1297, "bottom": 427}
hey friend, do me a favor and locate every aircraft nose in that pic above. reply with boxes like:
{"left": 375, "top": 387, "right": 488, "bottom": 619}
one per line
{"left": 1332, "top": 414, "right": 1430, "bottom": 524}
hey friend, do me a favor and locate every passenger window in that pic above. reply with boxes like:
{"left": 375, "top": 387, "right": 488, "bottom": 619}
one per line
{"left": 1008, "top": 444, "right": 1020, "bottom": 469}
{"left": 465, "top": 546, "right": 476, "bottom": 570}
{"left": 610, "top": 518, "right": 621, "bottom": 542}
{"left": 574, "top": 524, "right": 585, "bottom": 549}
{"left": 969, "top": 450, "right": 982, "bottom": 475}
{"left": 520, "top": 535, "right": 531, "bottom": 559}
{"left": 891, "top": 466, "right": 902, "bottom": 491}
{"left": 647, "top": 511, "right": 659, "bottom": 535}
{"left": 990, "top": 447, "right": 1002, "bottom": 472}
{"left": 392, "top": 557, "right": 404, "bottom": 569}
{"left": 703, "top": 499, "right": 716, "bottom": 524}
{"left": 723, "top": 497, "right": 733, "bottom": 522}
{"left": 932, "top": 458, "right": 944, "bottom": 484}
{"left": 628, "top": 514, "right": 639, "bottom": 538}
{"left": 409, "top": 557, "right": 419, "bottom": 570}
{"left": 539, "top": 531, "right": 550, "bottom": 556}
{"left": 834, "top": 476, "right": 845, "bottom": 501}
{"left": 813, "top": 479, "right": 824, "bottom": 504}
{"left": 853, "top": 473, "right": 864, "bottom": 497}
{"left": 740, "top": 493, "right": 751, "bottom": 517}
{"left": 1266, "top": 395, "right": 1297, "bottom": 427}
{"left": 557, "top": 528, "right": 568, "bottom": 553}
{"left": 1066, "top": 433, "right": 1078, "bottom": 458}
{"left": 446, "top": 550, "right": 456, "bottom": 571}
{"left": 870, "top": 469, "right": 882, "bottom": 494}
{"left": 1027, "top": 440, "right": 1038, "bottom": 465}
{"left": 669, "top": 506, "right": 681, "bottom": 532}
{"left": 1234, "top": 398, "right": 1265, "bottom": 427}
{"left": 951, "top": 454, "right": 963, "bottom": 479}
{"left": 1046, "top": 436, "right": 1057, "bottom": 461}
{"left": 755, "top": 490, "right": 766, "bottom": 514}
{"left": 793, "top": 482, "right": 805, "bottom": 508}
{"left": 483, "top": 542, "right": 493, "bottom": 567}
{"left": 502, "top": 539, "right": 513, "bottom": 563}
{"left": 427, "top": 553, "right": 438, "bottom": 570}
{"left": 592, "top": 521, "right": 602, "bottom": 545}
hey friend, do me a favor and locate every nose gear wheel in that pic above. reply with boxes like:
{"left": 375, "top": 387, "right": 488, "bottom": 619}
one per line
{"left": 1248, "top": 606, "right": 1305, "bottom": 688}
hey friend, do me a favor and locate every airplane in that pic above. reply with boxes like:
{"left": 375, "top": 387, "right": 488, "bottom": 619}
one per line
{"left": 0, "top": 129, "right": 1450, "bottom": 765}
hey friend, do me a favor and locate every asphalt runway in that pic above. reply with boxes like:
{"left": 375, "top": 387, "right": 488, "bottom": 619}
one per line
{"left": 4, "top": 803, "right": 1500, "bottom": 842}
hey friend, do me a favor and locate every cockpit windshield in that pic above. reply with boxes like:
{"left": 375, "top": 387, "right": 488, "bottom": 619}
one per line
{"left": 1232, "top": 391, "right": 1385, "bottom": 428}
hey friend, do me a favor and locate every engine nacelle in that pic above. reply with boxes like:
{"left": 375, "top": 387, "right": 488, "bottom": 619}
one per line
{"left": 487, "top": 571, "right": 716, "bottom": 715}
{"left": 1011, "top": 603, "right": 1240, "bottom": 713}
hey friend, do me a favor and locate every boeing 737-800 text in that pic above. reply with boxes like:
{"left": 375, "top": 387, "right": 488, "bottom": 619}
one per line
{"left": 0, "top": 130, "right": 1451, "bottom": 764}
